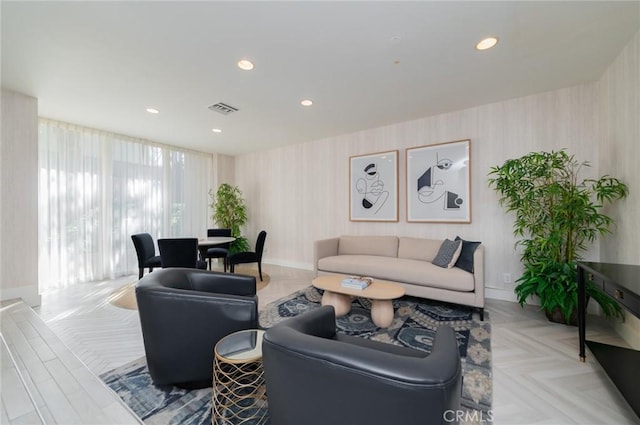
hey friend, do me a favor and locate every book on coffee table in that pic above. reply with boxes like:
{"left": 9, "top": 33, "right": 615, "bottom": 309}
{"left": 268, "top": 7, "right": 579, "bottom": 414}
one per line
{"left": 341, "top": 276, "right": 373, "bottom": 290}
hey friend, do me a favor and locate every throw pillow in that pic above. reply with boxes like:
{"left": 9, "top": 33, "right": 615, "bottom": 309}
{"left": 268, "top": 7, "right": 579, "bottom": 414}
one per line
{"left": 454, "top": 236, "right": 481, "bottom": 273}
{"left": 432, "top": 239, "right": 463, "bottom": 268}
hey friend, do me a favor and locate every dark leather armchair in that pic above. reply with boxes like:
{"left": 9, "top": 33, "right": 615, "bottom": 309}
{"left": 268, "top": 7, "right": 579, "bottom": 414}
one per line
{"left": 262, "top": 306, "right": 462, "bottom": 425}
{"left": 135, "top": 268, "right": 259, "bottom": 388}
{"left": 228, "top": 230, "right": 267, "bottom": 281}
{"left": 204, "top": 228, "right": 232, "bottom": 271}
{"left": 158, "top": 238, "right": 207, "bottom": 269}
{"left": 131, "top": 233, "right": 162, "bottom": 279}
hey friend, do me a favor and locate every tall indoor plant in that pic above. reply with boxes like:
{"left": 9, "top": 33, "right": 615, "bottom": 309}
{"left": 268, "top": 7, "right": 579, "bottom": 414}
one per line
{"left": 488, "top": 150, "right": 629, "bottom": 323}
{"left": 209, "top": 183, "right": 250, "bottom": 253}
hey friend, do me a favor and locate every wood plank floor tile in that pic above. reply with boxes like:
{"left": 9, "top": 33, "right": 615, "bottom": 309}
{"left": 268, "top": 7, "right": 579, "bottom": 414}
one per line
{"left": 0, "top": 296, "right": 142, "bottom": 425}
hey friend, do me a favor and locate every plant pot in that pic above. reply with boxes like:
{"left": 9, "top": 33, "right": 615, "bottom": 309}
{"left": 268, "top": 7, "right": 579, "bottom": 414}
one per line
{"left": 544, "top": 295, "right": 591, "bottom": 326}
{"left": 545, "top": 308, "right": 578, "bottom": 326}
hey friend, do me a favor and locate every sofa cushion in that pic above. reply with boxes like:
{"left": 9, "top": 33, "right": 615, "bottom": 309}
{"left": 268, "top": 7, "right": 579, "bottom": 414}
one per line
{"left": 317, "top": 255, "right": 475, "bottom": 292}
{"left": 397, "top": 237, "right": 442, "bottom": 262}
{"left": 432, "top": 239, "right": 463, "bottom": 268}
{"left": 338, "top": 236, "right": 398, "bottom": 257}
{"left": 393, "top": 258, "right": 474, "bottom": 291}
{"left": 454, "top": 236, "right": 481, "bottom": 273}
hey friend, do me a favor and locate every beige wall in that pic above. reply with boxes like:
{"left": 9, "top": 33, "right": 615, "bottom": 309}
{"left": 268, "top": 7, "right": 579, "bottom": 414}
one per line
{"left": 599, "top": 31, "right": 640, "bottom": 349}
{"left": 235, "top": 83, "right": 600, "bottom": 300}
{"left": 235, "top": 30, "right": 639, "bottom": 342}
{"left": 215, "top": 153, "right": 235, "bottom": 187}
{"left": 0, "top": 90, "right": 40, "bottom": 306}
{"left": 209, "top": 153, "right": 236, "bottom": 226}
{"left": 212, "top": 153, "right": 235, "bottom": 190}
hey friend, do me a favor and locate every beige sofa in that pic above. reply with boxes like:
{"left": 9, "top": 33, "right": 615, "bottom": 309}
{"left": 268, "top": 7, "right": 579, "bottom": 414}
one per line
{"left": 314, "top": 235, "right": 485, "bottom": 320}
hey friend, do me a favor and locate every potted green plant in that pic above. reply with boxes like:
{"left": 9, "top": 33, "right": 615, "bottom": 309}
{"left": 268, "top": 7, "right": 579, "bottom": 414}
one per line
{"left": 488, "top": 150, "right": 629, "bottom": 324}
{"left": 209, "top": 184, "right": 250, "bottom": 254}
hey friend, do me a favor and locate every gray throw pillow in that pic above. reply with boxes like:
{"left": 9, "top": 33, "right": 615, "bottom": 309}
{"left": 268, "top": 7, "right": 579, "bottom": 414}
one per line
{"left": 432, "top": 239, "right": 463, "bottom": 268}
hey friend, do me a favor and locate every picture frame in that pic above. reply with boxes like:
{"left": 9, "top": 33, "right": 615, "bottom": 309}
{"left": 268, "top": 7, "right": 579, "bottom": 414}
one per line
{"left": 349, "top": 150, "right": 399, "bottom": 222}
{"left": 406, "top": 139, "right": 471, "bottom": 223}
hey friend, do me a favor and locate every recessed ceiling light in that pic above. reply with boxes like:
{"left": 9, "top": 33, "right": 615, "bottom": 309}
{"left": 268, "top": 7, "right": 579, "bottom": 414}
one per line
{"left": 237, "top": 59, "right": 254, "bottom": 71}
{"left": 211, "top": 128, "right": 222, "bottom": 133}
{"left": 300, "top": 99, "right": 313, "bottom": 106}
{"left": 146, "top": 108, "right": 159, "bottom": 114}
{"left": 476, "top": 37, "right": 498, "bottom": 51}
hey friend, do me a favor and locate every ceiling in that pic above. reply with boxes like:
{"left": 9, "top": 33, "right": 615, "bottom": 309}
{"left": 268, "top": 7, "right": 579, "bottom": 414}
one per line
{"left": 2, "top": 1, "right": 639, "bottom": 156}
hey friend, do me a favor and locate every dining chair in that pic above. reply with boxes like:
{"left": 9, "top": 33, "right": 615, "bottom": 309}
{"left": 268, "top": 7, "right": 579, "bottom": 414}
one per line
{"left": 228, "top": 230, "right": 267, "bottom": 281}
{"left": 131, "top": 233, "right": 162, "bottom": 279}
{"left": 204, "top": 228, "right": 232, "bottom": 271}
{"left": 158, "top": 238, "right": 207, "bottom": 269}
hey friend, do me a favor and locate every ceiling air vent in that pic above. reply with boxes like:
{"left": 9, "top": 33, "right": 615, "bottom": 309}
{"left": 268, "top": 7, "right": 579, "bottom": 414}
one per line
{"left": 208, "top": 102, "right": 239, "bottom": 115}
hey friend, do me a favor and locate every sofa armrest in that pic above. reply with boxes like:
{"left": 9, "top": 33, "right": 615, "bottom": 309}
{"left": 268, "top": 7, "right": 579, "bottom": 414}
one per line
{"left": 473, "top": 245, "right": 485, "bottom": 307}
{"left": 313, "top": 237, "right": 339, "bottom": 271}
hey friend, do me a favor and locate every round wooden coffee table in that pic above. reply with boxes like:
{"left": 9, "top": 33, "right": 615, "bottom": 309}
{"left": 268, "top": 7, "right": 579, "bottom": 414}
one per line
{"left": 311, "top": 275, "right": 405, "bottom": 328}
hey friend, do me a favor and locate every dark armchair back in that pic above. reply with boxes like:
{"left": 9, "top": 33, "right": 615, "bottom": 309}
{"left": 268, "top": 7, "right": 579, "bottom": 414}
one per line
{"left": 136, "top": 268, "right": 258, "bottom": 387}
{"left": 262, "top": 306, "right": 462, "bottom": 425}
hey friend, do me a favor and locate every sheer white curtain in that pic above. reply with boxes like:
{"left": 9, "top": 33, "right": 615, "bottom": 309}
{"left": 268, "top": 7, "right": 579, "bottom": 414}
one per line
{"left": 38, "top": 119, "right": 213, "bottom": 292}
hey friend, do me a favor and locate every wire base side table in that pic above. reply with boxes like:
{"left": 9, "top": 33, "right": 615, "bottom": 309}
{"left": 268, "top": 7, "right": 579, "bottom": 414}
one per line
{"left": 212, "top": 329, "right": 268, "bottom": 425}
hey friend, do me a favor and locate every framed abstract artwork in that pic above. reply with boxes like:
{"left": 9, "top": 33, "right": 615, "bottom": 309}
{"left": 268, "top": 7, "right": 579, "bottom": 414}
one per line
{"left": 349, "top": 150, "right": 398, "bottom": 222}
{"left": 406, "top": 139, "right": 471, "bottom": 223}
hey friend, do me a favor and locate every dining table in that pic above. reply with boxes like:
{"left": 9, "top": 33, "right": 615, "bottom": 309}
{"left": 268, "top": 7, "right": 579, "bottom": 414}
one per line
{"left": 197, "top": 236, "right": 236, "bottom": 262}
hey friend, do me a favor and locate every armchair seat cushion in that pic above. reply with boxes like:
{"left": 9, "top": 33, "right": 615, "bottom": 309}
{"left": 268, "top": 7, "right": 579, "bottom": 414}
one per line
{"left": 206, "top": 247, "right": 228, "bottom": 257}
{"left": 145, "top": 255, "right": 162, "bottom": 268}
{"left": 228, "top": 251, "right": 258, "bottom": 264}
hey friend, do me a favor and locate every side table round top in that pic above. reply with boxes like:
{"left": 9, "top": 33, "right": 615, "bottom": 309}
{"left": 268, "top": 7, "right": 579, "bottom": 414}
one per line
{"left": 215, "top": 329, "right": 265, "bottom": 364}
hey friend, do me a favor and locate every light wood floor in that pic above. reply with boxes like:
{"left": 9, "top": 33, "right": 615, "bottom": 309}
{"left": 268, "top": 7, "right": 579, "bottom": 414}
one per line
{"left": 12, "top": 263, "right": 640, "bottom": 424}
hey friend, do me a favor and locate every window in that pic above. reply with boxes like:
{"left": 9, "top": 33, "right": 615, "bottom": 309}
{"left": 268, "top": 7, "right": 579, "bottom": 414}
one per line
{"left": 38, "top": 119, "right": 212, "bottom": 291}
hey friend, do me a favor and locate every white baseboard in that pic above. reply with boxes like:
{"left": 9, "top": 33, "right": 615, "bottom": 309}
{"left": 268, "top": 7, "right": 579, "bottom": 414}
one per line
{"left": 263, "top": 258, "right": 314, "bottom": 271}
{"left": 485, "top": 287, "right": 518, "bottom": 302}
{"left": 0, "top": 285, "right": 41, "bottom": 307}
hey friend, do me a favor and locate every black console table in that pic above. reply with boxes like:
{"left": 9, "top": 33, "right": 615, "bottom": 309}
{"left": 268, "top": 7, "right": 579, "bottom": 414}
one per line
{"left": 577, "top": 261, "right": 640, "bottom": 418}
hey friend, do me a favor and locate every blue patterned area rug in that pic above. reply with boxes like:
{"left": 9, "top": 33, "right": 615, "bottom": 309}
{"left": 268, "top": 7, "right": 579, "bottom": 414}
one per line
{"left": 101, "top": 286, "right": 492, "bottom": 424}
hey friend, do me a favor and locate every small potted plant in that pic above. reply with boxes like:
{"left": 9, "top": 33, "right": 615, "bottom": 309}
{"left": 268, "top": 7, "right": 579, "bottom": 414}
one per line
{"left": 209, "top": 184, "right": 250, "bottom": 253}
{"left": 488, "top": 150, "right": 628, "bottom": 324}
